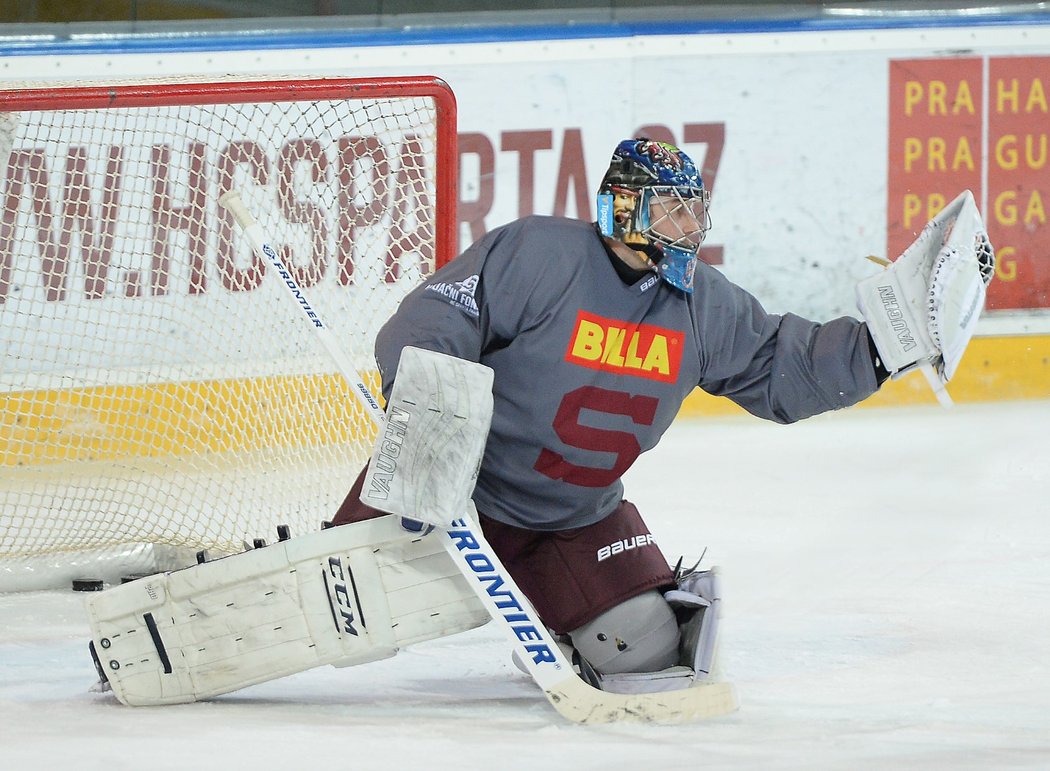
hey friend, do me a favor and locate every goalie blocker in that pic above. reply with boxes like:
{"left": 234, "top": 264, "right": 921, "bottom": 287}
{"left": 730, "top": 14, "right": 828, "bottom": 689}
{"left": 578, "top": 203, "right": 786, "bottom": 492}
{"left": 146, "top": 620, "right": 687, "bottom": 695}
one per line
{"left": 361, "top": 346, "right": 494, "bottom": 530}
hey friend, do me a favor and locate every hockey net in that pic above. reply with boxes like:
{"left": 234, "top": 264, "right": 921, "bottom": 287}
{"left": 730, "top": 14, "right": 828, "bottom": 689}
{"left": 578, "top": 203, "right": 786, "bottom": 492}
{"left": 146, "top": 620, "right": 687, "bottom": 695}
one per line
{"left": 0, "top": 76, "right": 457, "bottom": 590}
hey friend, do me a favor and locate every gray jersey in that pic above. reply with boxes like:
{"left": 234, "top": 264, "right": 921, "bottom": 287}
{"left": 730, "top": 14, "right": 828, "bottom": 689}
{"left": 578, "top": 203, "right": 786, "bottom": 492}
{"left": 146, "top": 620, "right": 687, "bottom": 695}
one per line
{"left": 376, "top": 216, "right": 878, "bottom": 531}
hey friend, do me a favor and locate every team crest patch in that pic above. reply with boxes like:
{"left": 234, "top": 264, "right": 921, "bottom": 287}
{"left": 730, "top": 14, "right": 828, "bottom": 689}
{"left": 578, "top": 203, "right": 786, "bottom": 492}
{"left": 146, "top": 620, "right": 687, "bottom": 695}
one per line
{"left": 565, "top": 310, "right": 684, "bottom": 383}
{"left": 424, "top": 274, "right": 480, "bottom": 317}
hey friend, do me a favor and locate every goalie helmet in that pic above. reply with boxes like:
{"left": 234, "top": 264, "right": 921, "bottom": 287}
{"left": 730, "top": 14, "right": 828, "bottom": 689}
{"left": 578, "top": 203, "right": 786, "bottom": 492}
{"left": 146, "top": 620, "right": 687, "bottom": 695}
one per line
{"left": 597, "top": 138, "right": 711, "bottom": 292}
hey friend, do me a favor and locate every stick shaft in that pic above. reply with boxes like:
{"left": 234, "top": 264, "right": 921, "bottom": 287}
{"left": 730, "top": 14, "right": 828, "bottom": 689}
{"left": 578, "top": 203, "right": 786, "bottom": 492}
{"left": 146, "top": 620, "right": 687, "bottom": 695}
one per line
{"left": 219, "top": 191, "right": 385, "bottom": 424}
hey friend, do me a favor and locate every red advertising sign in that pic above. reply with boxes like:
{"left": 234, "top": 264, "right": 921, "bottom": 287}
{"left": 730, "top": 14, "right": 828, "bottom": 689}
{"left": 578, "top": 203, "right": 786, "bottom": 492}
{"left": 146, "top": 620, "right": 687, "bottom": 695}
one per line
{"left": 888, "top": 57, "right": 1049, "bottom": 310}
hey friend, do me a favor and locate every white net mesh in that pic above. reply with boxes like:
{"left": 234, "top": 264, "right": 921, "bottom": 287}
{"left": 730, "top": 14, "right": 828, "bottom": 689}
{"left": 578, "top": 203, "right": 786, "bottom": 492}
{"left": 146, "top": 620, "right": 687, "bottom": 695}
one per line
{"left": 0, "top": 77, "right": 453, "bottom": 588}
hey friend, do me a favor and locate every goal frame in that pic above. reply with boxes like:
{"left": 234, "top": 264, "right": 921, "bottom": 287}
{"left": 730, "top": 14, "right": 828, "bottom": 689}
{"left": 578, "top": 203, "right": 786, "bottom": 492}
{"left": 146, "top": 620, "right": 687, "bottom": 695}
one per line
{"left": 0, "top": 74, "right": 459, "bottom": 590}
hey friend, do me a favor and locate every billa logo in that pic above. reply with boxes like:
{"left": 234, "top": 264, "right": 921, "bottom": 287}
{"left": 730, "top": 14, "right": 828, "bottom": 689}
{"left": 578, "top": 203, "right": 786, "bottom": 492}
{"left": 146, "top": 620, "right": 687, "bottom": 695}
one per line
{"left": 565, "top": 310, "right": 683, "bottom": 382}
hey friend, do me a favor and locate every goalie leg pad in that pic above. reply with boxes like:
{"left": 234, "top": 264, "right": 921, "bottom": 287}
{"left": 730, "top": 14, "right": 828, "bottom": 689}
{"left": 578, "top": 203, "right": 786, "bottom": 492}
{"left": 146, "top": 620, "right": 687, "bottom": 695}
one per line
{"left": 83, "top": 515, "right": 489, "bottom": 706}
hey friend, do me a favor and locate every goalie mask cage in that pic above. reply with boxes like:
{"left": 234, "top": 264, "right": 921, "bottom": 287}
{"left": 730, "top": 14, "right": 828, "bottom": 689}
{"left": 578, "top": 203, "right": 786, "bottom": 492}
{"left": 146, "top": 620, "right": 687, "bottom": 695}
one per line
{"left": 0, "top": 76, "right": 458, "bottom": 591}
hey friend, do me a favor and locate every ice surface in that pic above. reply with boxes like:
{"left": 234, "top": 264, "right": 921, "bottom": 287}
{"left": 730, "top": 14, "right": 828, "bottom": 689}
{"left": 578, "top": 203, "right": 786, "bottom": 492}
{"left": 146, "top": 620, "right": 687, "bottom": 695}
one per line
{"left": 3, "top": 399, "right": 1049, "bottom": 769}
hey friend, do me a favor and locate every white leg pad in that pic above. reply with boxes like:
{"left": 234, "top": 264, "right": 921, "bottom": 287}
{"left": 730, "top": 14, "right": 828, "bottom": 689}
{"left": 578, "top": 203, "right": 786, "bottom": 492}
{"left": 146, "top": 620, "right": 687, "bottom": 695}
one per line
{"left": 84, "top": 515, "right": 489, "bottom": 706}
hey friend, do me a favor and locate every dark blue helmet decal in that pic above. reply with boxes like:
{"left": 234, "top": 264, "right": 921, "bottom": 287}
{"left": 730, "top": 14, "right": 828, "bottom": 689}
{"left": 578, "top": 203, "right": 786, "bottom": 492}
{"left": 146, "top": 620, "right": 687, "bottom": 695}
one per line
{"left": 613, "top": 139, "right": 704, "bottom": 190}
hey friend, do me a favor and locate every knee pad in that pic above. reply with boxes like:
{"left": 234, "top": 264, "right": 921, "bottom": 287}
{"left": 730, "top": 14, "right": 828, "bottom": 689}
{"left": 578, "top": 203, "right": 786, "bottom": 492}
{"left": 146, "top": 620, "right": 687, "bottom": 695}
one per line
{"left": 665, "top": 567, "right": 722, "bottom": 677}
{"left": 568, "top": 590, "right": 679, "bottom": 675}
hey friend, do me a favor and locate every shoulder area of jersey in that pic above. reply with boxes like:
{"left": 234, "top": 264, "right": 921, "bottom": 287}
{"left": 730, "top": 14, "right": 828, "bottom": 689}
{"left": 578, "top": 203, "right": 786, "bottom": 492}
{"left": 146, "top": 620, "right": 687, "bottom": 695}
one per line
{"left": 479, "top": 215, "right": 604, "bottom": 266}
{"left": 502, "top": 214, "right": 597, "bottom": 239}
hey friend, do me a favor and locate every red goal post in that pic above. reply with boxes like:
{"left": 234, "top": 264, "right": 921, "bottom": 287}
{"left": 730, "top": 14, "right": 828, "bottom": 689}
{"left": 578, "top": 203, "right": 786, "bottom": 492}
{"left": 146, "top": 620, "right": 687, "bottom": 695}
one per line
{"left": 0, "top": 75, "right": 458, "bottom": 590}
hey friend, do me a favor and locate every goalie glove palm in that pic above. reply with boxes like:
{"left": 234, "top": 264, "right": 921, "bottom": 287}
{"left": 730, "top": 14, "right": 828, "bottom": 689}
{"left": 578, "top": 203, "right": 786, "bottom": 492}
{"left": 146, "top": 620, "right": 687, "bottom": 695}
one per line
{"left": 857, "top": 190, "right": 995, "bottom": 380}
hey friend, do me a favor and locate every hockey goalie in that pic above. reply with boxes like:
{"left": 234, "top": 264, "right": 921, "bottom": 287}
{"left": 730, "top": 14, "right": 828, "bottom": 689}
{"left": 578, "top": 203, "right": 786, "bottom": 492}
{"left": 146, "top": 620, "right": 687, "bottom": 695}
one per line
{"left": 84, "top": 138, "right": 993, "bottom": 723}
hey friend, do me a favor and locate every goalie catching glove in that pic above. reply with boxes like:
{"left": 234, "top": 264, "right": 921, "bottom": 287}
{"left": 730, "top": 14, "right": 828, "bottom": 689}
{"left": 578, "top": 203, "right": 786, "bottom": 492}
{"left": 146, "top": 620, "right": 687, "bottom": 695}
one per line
{"left": 856, "top": 190, "right": 995, "bottom": 384}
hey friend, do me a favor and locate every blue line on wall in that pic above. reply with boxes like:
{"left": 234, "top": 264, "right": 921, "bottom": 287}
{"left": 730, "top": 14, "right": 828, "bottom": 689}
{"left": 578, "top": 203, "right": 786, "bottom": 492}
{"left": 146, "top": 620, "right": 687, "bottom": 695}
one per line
{"left": 0, "top": 14, "right": 1047, "bottom": 57}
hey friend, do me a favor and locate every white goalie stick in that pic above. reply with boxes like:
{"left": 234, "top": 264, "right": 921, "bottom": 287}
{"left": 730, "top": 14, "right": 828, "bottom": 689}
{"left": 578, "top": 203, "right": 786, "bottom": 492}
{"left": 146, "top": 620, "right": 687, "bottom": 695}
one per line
{"left": 218, "top": 190, "right": 737, "bottom": 724}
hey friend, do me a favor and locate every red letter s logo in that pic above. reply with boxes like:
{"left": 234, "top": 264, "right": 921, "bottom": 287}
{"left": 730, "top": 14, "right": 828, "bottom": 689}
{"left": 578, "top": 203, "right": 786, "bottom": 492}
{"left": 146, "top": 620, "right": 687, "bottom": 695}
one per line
{"left": 533, "top": 386, "right": 658, "bottom": 488}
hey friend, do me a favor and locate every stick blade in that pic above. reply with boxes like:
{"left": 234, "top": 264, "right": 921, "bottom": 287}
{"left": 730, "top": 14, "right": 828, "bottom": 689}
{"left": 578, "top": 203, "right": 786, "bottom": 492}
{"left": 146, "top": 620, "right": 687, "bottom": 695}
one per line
{"left": 544, "top": 674, "right": 738, "bottom": 724}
